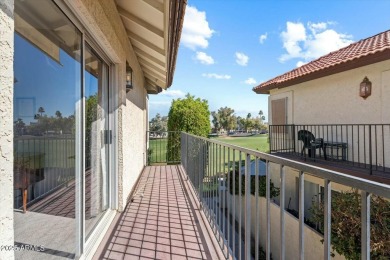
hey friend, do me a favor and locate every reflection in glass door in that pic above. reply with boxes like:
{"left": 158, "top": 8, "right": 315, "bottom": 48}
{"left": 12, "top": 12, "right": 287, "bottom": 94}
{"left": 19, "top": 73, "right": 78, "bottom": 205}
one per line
{"left": 84, "top": 44, "right": 110, "bottom": 237}
{"left": 13, "top": 0, "right": 81, "bottom": 258}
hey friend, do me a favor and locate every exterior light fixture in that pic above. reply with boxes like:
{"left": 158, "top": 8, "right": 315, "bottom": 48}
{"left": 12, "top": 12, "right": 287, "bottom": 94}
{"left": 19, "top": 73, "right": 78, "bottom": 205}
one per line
{"left": 359, "top": 76, "right": 372, "bottom": 99}
{"left": 126, "top": 66, "right": 133, "bottom": 93}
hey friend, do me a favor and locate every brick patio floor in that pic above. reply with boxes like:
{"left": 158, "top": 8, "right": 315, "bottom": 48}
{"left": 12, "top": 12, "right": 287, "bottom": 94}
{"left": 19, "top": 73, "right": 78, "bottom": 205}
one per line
{"left": 96, "top": 165, "right": 213, "bottom": 260}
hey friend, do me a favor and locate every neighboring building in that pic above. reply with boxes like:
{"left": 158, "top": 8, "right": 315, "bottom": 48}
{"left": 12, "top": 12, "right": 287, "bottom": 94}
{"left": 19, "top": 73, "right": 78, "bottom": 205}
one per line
{"left": 253, "top": 30, "right": 390, "bottom": 216}
{"left": 254, "top": 30, "right": 390, "bottom": 125}
{"left": 0, "top": 0, "right": 185, "bottom": 259}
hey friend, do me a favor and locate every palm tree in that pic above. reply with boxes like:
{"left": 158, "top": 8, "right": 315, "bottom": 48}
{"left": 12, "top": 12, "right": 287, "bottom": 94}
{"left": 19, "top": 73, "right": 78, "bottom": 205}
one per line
{"left": 38, "top": 107, "right": 45, "bottom": 117}
{"left": 55, "top": 110, "right": 62, "bottom": 118}
{"left": 259, "top": 110, "right": 265, "bottom": 121}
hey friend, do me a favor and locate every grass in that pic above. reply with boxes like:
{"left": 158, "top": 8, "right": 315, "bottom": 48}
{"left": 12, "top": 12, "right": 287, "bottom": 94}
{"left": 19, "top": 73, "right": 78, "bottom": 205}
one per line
{"left": 214, "top": 134, "right": 270, "bottom": 153}
{"left": 148, "top": 138, "right": 168, "bottom": 163}
{"left": 148, "top": 134, "right": 270, "bottom": 165}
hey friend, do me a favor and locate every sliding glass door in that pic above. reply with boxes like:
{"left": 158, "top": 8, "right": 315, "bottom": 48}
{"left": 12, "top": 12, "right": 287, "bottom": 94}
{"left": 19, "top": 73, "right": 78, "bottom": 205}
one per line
{"left": 13, "top": 1, "right": 113, "bottom": 258}
{"left": 84, "top": 44, "right": 110, "bottom": 237}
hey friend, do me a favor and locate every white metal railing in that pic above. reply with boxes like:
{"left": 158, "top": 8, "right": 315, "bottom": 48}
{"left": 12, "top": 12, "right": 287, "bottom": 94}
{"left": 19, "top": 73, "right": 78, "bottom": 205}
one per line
{"left": 180, "top": 132, "right": 390, "bottom": 260}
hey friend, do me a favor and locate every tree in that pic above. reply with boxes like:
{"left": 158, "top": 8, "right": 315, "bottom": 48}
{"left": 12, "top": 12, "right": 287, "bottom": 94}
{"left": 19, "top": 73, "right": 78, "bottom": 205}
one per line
{"left": 55, "top": 110, "right": 62, "bottom": 118}
{"left": 38, "top": 107, "right": 45, "bottom": 117}
{"left": 310, "top": 190, "right": 390, "bottom": 259}
{"left": 149, "top": 113, "right": 168, "bottom": 133}
{"left": 211, "top": 111, "right": 220, "bottom": 133}
{"left": 236, "top": 116, "right": 244, "bottom": 131}
{"left": 242, "top": 113, "right": 253, "bottom": 132}
{"left": 218, "top": 107, "right": 236, "bottom": 132}
{"left": 14, "top": 118, "right": 25, "bottom": 136}
{"left": 167, "top": 94, "right": 211, "bottom": 161}
{"left": 211, "top": 107, "right": 237, "bottom": 133}
{"left": 259, "top": 110, "right": 265, "bottom": 122}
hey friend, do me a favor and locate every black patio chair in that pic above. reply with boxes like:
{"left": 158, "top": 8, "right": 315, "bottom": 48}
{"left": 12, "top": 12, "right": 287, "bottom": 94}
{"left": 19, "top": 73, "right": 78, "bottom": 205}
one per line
{"left": 297, "top": 130, "right": 327, "bottom": 160}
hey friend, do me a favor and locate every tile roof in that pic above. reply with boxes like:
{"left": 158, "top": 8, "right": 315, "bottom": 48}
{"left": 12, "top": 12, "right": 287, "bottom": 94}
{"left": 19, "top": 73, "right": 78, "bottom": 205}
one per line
{"left": 253, "top": 29, "right": 390, "bottom": 93}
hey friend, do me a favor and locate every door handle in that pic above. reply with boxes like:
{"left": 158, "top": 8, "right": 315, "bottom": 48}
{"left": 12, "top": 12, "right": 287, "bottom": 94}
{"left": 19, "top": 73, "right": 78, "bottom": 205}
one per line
{"left": 104, "top": 130, "right": 112, "bottom": 144}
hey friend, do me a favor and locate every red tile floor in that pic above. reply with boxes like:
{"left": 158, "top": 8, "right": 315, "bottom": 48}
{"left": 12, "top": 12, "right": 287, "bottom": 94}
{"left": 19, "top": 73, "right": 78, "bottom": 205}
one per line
{"left": 96, "top": 165, "right": 213, "bottom": 260}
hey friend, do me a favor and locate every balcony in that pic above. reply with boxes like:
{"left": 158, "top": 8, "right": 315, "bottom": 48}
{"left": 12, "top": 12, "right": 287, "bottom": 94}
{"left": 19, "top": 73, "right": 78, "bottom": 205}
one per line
{"left": 95, "top": 131, "right": 390, "bottom": 260}
{"left": 269, "top": 124, "right": 390, "bottom": 183}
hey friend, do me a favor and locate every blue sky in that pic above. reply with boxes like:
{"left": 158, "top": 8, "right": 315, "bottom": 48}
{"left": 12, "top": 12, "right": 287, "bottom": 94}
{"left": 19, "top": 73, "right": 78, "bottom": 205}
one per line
{"left": 14, "top": 33, "right": 98, "bottom": 123}
{"left": 149, "top": 0, "right": 390, "bottom": 121}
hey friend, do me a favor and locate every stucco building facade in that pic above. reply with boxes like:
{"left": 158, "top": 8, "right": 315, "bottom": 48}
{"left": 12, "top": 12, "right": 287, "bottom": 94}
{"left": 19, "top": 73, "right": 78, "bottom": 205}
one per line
{"left": 254, "top": 29, "right": 390, "bottom": 222}
{"left": 0, "top": 0, "right": 185, "bottom": 259}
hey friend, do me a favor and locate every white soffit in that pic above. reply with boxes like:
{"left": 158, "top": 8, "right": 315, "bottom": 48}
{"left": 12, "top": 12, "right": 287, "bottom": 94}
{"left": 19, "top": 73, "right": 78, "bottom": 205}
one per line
{"left": 116, "top": 0, "right": 168, "bottom": 91}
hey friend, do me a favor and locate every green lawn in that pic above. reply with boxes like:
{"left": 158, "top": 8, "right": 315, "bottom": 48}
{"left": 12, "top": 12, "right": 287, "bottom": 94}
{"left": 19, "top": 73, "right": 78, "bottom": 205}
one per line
{"left": 148, "top": 138, "right": 168, "bottom": 163}
{"left": 214, "top": 134, "right": 269, "bottom": 153}
{"left": 148, "top": 134, "right": 270, "bottom": 166}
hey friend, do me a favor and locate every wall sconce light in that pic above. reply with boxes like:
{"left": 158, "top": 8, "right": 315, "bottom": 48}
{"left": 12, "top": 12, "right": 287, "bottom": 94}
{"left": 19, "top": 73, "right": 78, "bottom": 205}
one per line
{"left": 126, "top": 66, "right": 133, "bottom": 93}
{"left": 359, "top": 76, "right": 372, "bottom": 99}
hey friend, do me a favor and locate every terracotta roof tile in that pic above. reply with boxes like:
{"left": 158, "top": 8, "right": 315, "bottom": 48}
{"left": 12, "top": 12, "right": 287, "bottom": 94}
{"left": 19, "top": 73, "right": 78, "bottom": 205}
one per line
{"left": 253, "top": 29, "right": 390, "bottom": 93}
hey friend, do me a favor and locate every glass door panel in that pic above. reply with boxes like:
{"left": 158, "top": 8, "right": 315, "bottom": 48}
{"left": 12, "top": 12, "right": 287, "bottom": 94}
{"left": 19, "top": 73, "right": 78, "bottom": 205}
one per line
{"left": 84, "top": 44, "right": 110, "bottom": 237}
{"left": 13, "top": 0, "right": 81, "bottom": 258}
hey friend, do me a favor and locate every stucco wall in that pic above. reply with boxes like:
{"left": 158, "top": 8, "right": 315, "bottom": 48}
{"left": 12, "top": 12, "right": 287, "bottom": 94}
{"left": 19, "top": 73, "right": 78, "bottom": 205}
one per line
{"left": 269, "top": 59, "right": 390, "bottom": 124}
{"left": 227, "top": 194, "right": 345, "bottom": 260}
{"left": 269, "top": 164, "right": 355, "bottom": 218}
{"left": 122, "top": 84, "right": 148, "bottom": 208}
{"left": 0, "top": 0, "right": 14, "bottom": 259}
{"left": 268, "top": 60, "right": 390, "bottom": 168}
{"left": 70, "top": 0, "right": 148, "bottom": 211}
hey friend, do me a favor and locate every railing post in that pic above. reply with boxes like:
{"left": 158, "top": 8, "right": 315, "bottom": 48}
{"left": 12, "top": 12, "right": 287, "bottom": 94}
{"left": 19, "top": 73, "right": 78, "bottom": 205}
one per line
{"left": 369, "top": 125, "right": 373, "bottom": 175}
{"left": 361, "top": 191, "right": 371, "bottom": 260}
{"left": 324, "top": 179, "right": 331, "bottom": 260}
{"left": 255, "top": 158, "right": 259, "bottom": 260}
{"left": 266, "top": 160, "right": 271, "bottom": 260}
{"left": 299, "top": 171, "right": 305, "bottom": 260}
{"left": 269, "top": 126, "right": 273, "bottom": 153}
{"left": 199, "top": 139, "right": 203, "bottom": 206}
{"left": 292, "top": 124, "right": 296, "bottom": 154}
{"left": 146, "top": 131, "right": 149, "bottom": 166}
{"left": 280, "top": 165, "right": 285, "bottom": 260}
{"left": 245, "top": 154, "right": 251, "bottom": 260}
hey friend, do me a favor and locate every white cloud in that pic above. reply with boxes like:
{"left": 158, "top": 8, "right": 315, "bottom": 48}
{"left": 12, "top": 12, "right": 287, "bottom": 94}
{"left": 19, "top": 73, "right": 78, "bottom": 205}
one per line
{"left": 308, "top": 22, "right": 327, "bottom": 34}
{"left": 181, "top": 6, "right": 214, "bottom": 50}
{"left": 280, "top": 22, "right": 306, "bottom": 61}
{"left": 279, "top": 21, "right": 353, "bottom": 63}
{"left": 259, "top": 33, "right": 268, "bottom": 44}
{"left": 296, "top": 61, "right": 308, "bottom": 67}
{"left": 235, "top": 52, "right": 249, "bottom": 66}
{"left": 160, "top": 89, "right": 185, "bottom": 98}
{"left": 244, "top": 78, "right": 257, "bottom": 85}
{"left": 195, "top": 52, "right": 215, "bottom": 65}
{"left": 202, "top": 73, "right": 231, "bottom": 80}
{"left": 149, "top": 101, "right": 171, "bottom": 107}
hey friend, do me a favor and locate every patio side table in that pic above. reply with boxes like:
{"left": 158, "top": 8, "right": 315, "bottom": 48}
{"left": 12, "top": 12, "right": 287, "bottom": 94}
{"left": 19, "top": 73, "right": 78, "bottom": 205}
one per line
{"left": 324, "top": 141, "right": 348, "bottom": 161}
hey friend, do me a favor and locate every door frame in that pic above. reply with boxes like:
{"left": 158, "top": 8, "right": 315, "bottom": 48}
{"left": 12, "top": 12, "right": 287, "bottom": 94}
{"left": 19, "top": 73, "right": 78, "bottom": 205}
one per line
{"left": 53, "top": 0, "right": 119, "bottom": 258}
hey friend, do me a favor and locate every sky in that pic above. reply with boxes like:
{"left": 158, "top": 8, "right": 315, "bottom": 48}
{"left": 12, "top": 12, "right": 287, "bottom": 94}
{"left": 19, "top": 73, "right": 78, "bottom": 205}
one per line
{"left": 14, "top": 33, "right": 98, "bottom": 124}
{"left": 149, "top": 0, "right": 390, "bottom": 121}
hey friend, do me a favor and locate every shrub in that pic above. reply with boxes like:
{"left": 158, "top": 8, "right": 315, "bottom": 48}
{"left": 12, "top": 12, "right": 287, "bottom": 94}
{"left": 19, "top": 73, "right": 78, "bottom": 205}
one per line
{"left": 167, "top": 94, "right": 210, "bottom": 162}
{"left": 310, "top": 189, "right": 390, "bottom": 260}
{"left": 227, "top": 160, "right": 280, "bottom": 198}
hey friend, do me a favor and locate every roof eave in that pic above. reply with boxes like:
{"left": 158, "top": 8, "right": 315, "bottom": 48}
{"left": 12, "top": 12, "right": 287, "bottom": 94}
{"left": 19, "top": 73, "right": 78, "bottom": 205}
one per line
{"left": 166, "top": 0, "right": 187, "bottom": 88}
{"left": 253, "top": 49, "right": 390, "bottom": 94}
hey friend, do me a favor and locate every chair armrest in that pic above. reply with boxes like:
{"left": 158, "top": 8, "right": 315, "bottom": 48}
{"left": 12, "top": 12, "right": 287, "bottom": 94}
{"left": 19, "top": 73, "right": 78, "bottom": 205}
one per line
{"left": 311, "top": 138, "right": 324, "bottom": 145}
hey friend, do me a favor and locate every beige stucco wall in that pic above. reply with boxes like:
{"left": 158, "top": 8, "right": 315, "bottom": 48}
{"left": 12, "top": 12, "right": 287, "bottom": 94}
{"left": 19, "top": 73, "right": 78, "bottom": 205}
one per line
{"left": 227, "top": 194, "right": 345, "bottom": 260}
{"left": 269, "top": 59, "right": 390, "bottom": 124}
{"left": 0, "top": 0, "right": 14, "bottom": 259}
{"left": 269, "top": 60, "right": 390, "bottom": 168}
{"left": 70, "top": 0, "right": 148, "bottom": 211}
